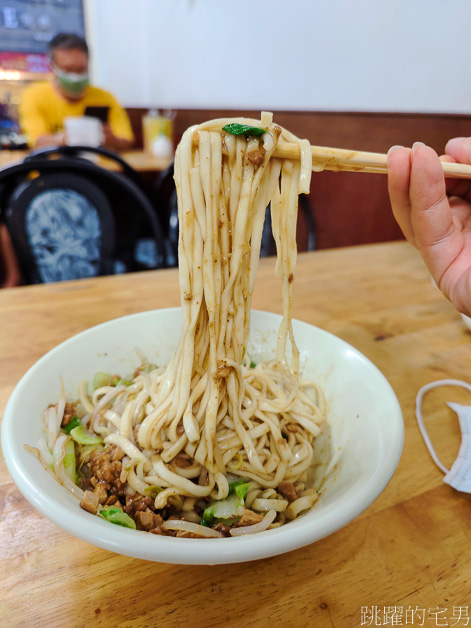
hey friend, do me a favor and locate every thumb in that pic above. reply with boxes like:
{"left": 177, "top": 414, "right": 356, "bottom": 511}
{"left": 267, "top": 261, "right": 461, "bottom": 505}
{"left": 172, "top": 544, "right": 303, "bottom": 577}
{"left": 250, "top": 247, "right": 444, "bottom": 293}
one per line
{"left": 444, "top": 137, "right": 471, "bottom": 164}
{"left": 409, "top": 144, "right": 458, "bottom": 278}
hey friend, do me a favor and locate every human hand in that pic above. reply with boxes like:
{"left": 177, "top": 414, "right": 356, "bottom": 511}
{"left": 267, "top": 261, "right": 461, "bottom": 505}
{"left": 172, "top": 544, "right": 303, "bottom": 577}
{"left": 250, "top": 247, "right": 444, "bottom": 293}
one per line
{"left": 388, "top": 138, "right": 471, "bottom": 316}
{"left": 35, "top": 132, "right": 65, "bottom": 148}
{"left": 101, "top": 123, "right": 116, "bottom": 149}
{"left": 101, "top": 123, "right": 133, "bottom": 151}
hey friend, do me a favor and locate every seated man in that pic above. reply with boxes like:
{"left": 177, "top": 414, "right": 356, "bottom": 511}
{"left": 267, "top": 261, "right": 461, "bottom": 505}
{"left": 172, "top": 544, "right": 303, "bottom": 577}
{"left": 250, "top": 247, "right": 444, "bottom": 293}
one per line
{"left": 19, "top": 32, "right": 134, "bottom": 151}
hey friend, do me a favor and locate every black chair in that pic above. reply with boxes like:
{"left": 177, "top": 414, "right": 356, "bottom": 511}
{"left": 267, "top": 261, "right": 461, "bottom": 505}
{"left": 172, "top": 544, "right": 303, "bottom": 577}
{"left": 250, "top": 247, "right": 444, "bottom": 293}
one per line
{"left": 0, "top": 146, "right": 168, "bottom": 284}
{"left": 152, "top": 162, "right": 179, "bottom": 267}
{"left": 152, "top": 162, "right": 317, "bottom": 262}
{"left": 260, "top": 195, "right": 317, "bottom": 257}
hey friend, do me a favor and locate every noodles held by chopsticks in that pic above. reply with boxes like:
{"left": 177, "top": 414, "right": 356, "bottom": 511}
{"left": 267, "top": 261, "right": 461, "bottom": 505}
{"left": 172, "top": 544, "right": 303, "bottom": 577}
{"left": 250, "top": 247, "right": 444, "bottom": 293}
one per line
{"left": 28, "top": 113, "right": 327, "bottom": 537}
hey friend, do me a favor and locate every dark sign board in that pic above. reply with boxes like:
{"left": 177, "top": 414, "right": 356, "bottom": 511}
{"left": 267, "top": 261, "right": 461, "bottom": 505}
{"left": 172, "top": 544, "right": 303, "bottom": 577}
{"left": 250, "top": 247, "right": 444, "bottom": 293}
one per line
{"left": 0, "top": 1, "right": 85, "bottom": 54}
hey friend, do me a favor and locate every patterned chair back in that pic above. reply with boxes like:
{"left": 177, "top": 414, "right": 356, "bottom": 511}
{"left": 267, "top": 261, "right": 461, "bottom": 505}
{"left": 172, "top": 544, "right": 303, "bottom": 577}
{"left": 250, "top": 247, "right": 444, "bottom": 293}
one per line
{"left": 0, "top": 148, "right": 168, "bottom": 284}
{"left": 6, "top": 173, "right": 115, "bottom": 284}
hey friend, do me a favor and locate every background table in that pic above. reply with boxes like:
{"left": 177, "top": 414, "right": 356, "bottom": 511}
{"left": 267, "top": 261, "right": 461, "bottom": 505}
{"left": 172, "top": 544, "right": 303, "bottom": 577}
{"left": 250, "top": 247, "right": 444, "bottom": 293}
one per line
{"left": 1, "top": 241, "right": 470, "bottom": 627}
{"left": 0, "top": 149, "right": 172, "bottom": 173}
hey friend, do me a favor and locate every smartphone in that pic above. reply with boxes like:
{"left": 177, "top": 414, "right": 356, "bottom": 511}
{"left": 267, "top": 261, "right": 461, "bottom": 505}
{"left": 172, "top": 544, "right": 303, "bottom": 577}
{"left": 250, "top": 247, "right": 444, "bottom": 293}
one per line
{"left": 84, "top": 106, "right": 110, "bottom": 123}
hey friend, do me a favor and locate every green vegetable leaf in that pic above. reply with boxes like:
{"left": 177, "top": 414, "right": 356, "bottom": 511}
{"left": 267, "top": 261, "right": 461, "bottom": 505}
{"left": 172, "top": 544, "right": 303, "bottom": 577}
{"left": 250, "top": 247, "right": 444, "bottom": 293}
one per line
{"left": 234, "top": 482, "right": 250, "bottom": 501}
{"left": 113, "top": 378, "right": 132, "bottom": 387}
{"left": 222, "top": 123, "right": 266, "bottom": 137}
{"left": 62, "top": 439, "right": 76, "bottom": 482}
{"left": 69, "top": 425, "right": 103, "bottom": 446}
{"left": 228, "top": 479, "right": 250, "bottom": 498}
{"left": 202, "top": 479, "right": 250, "bottom": 527}
{"left": 201, "top": 492, "right": 240, "bottom": 527}
{"left": 250, "top": 361, "right": 256, "bottom": 369}
{"left": 143, "top": 485, "right": 163, "bottom": 497}
{"left": 63, "top": 415, "right": 82, "bottom": 434}
{"left": 93, "top": 372, "right": 111, "bottom": 389}
{"left": 100, "top": 508, "right": 136, "bottom": 529}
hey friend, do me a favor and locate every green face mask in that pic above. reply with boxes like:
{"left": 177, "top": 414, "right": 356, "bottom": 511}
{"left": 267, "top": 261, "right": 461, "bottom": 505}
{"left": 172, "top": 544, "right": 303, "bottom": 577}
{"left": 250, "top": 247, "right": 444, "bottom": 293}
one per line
{"left": 53, "top": 64, "right": 89, "bottom": 95}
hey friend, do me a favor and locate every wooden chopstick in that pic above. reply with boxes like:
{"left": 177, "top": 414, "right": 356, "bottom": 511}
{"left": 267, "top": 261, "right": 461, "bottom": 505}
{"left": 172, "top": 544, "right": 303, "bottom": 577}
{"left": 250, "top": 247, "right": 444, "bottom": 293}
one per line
{"left": 273, "top": 142, "right": 471, "bottom": 179}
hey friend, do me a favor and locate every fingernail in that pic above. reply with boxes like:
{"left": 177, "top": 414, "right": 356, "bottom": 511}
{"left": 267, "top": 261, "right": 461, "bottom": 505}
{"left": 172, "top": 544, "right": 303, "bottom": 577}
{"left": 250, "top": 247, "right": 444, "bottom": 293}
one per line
{"left": 412, "top": 141, "right": 425, "bottom": 154}
{"left": 386, "top": 145, "right": 404, "bottom": 167}
{"left": 387, "top": 145, "right": 403, "bottom": 156}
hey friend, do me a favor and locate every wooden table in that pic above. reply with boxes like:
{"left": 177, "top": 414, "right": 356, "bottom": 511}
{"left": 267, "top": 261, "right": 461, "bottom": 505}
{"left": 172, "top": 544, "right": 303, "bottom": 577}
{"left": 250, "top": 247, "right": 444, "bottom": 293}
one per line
{"left": 0, "top": 149, "right": 172, "bottom": 173}
{"left": 1, "top": 241, "right": 471, "bottom": 627}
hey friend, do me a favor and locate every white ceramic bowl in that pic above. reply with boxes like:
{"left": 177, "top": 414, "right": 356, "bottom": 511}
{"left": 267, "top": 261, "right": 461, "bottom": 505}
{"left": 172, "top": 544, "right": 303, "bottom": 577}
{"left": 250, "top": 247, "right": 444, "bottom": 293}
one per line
{"left": 2, "top": 308, "right": 403, "bottom": 565}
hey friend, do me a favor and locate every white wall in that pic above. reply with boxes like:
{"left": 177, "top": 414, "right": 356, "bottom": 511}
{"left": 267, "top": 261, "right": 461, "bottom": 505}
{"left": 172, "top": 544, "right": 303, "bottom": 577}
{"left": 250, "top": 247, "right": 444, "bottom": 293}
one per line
{"left": 84, "top": 0, "right": 471, "bottom": 114}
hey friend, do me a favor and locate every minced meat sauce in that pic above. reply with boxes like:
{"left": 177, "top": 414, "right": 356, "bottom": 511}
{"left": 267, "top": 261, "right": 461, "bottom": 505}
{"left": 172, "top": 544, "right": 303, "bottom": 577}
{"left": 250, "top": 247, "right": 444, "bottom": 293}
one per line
{"left": 78, "top": 445, "right": 297, "bottom": 537}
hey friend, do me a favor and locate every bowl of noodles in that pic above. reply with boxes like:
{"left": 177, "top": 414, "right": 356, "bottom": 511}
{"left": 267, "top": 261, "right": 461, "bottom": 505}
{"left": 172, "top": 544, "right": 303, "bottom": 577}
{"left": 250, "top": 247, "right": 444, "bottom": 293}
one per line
{"left": 2, "top": 114, "right": 403, "bottom": 563}
{"left": 2, "top": 307, "right": 403, "bottom": 564}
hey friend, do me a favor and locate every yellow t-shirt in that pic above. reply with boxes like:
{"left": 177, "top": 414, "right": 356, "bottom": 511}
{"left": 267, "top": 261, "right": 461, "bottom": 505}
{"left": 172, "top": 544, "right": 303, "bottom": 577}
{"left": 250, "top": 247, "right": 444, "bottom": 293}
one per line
{"left": 19, "top": 82, "right": 134, "bottom": 147}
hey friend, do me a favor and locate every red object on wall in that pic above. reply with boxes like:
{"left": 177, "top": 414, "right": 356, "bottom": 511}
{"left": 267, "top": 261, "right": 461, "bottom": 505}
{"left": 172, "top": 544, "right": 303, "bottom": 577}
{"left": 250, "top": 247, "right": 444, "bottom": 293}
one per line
{"left": 0, "top": 51, "right": 50, "bottom": 73}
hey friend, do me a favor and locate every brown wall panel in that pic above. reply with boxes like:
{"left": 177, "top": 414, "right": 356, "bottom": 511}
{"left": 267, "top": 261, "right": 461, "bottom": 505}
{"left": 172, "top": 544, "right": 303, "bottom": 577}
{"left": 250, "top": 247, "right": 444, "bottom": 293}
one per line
{"left": 128, "top": 108, "right": 471, "bottom": 154}
{"left": 127, "top": 108, "right": 471, "bottom": 250}
{"left": 309, "top": 170, "right": 403, "bottom": 249}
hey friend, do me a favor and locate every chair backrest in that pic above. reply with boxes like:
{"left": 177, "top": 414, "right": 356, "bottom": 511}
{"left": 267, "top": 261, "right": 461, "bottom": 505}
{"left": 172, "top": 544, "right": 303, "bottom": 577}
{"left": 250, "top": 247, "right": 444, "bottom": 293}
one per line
{"left": 260, "top": 195, "right": 317, "bottom": 257}
{"left": 6, "top": 172, "right": 115, "bottom": 284}
{"left": 152, "top": 162, "right": 178, "bottom": 267}
{"left": 26, "top": 145, "right": 141, "bottom": 185}
{"left": 0, "top": 149, "right": 168, "bottom": 284}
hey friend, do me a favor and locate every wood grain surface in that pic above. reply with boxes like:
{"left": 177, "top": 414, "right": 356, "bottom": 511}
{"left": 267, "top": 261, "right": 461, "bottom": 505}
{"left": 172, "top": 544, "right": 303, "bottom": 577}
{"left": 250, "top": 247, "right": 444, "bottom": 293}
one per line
{"left": 1, "top": 241, "right": 471, "bottom": 628}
